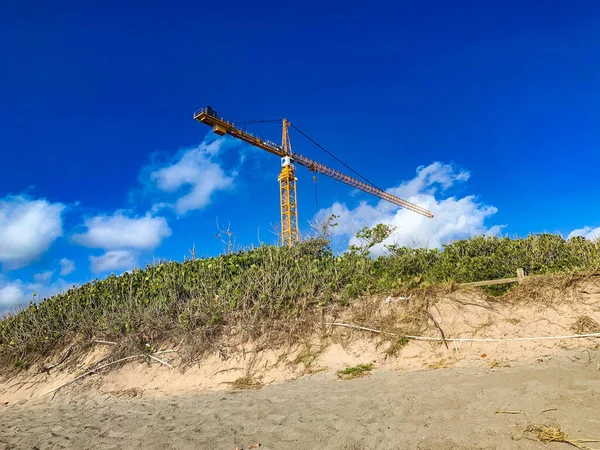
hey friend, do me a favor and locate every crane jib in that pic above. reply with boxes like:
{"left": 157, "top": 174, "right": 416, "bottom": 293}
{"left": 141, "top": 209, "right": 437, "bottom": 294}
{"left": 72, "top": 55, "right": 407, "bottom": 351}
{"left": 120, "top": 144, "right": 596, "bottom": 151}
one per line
{"left": 292, "top": 153, "right": 434, "bottom": 218}
{"left": 193, "top": 108, "right": 434, "bottom": 219}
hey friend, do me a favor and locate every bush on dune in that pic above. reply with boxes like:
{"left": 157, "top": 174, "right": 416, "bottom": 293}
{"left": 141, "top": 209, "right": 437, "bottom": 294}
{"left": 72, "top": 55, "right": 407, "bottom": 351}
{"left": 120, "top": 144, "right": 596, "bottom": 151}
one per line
{"left": 1, "top": 220, "right": 599, "bottom": 371}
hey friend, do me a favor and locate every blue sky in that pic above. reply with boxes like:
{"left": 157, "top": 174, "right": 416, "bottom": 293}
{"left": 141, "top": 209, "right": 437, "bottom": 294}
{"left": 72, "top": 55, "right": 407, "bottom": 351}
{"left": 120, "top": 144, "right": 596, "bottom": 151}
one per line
{"left": 1, "top": 1, "right": 600, "bottom": 311}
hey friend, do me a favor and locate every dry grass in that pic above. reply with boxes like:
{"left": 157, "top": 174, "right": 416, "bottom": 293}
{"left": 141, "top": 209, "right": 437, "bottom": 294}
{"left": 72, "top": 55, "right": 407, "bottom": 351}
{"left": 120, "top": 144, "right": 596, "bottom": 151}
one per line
{"left": 571, "top": 316, "right": 600, "bottom": 334}
{"left": 229, "top": 375, "right": 264, "bottom": 390}
{"left": 385, "top": 336, "right": 410, "bottom": 357}
{"left": 292, "top": 344, "right": 324, "bottom": 374}
{"left": 428, "top": 357, "right": 450, "bottom": 370}
{"left": 525, "top": 424, "right": 599, "bottom": 449}
{"left": 470, "top": 316, "right": 495, "bottom": 334}
{"left": 347, "top": 292, "right": 436, "bottom": 339}
{"left": 504, "top": 271, "right": 600, "bottom": 305}
{"left": 108, "top": 387, "right": 143, "bottom": 398}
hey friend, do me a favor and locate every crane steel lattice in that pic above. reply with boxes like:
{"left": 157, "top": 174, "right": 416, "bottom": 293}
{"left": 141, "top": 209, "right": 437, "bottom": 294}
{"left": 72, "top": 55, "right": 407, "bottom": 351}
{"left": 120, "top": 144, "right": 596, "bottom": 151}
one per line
{"left": 278, "top": 119, "right": 299, "bottom": 247}
{"left": 194, "top": 106, "right": 434, "bottom": 247}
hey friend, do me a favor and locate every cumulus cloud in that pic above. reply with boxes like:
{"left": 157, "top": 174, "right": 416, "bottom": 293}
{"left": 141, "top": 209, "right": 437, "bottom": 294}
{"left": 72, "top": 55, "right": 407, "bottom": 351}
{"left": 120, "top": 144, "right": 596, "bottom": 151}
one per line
{"left": 59, "top": 258, "right": 76, "bottom": 276}
{"left": 567, "top": 226, "right": 600, "bottom": 241}
{"left": 149, "top": 136, "right": 239, "bottom": 214}
{"left": 388, "top": 162, "right": 471, "bottom": 198}
{"left": 90, "top": 250, "right": 139, "bottom": 273}
{"left": 0, "top": 195, "right": 65, "bottom": 270}
{"left": 0, "top": 278, "right": 26, "bottom": 310}
{"left": 73, "top": 211, "right": 171, "bottom": 251}
{"left": 315, "top": 162, "right": 501, "bottom": 254}
{"left": 33, "top": 271, "right": 53, "bottom": 284}
{"left": 0, "top": 273, "right": 71, "bottom": 313}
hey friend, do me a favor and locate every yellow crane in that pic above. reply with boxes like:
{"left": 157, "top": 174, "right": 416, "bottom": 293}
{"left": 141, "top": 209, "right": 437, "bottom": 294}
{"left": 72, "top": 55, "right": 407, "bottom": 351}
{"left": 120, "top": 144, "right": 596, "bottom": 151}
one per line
{"left": 194, "top": 106, "right": 434, "bottom": 247}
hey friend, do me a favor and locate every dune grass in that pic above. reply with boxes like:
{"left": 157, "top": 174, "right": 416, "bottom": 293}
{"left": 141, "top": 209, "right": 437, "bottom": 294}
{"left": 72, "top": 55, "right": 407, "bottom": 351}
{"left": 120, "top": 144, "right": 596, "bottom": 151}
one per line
{"left": 336, "top": 363, "right": 374, "bottom": 380}
{"left": 1, "top": 226, "right": 600, "bottom": 373}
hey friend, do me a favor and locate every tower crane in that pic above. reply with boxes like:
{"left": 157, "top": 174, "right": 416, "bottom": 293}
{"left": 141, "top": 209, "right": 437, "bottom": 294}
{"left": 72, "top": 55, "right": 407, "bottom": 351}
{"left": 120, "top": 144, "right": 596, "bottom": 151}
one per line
{"left": 194, "top": 106, "right": 434, "bottom": 247}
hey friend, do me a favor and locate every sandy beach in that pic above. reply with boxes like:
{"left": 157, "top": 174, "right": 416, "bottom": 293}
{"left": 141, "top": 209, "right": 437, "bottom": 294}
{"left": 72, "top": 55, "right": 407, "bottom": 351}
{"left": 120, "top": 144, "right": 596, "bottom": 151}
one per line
{"left": 2, "top": 349, "right": 599, "bottom": 450}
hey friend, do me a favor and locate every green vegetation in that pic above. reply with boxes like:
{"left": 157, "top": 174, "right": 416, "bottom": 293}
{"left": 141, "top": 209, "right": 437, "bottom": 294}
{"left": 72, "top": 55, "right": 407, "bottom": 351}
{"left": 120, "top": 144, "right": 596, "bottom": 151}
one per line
{"left": 336, "top": 363, "right": 374, "bottom": 380}
{"left": 1, "top": 218, "right": 600, "bottom": 372}
{"left": 385, "top": 336, "right": 410, "bottom": 357}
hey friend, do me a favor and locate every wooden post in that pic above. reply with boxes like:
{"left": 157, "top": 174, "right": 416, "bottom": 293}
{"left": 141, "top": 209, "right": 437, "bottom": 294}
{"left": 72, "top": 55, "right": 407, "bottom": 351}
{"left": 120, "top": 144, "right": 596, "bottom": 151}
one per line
{"left": 517, "top": 268, "right": 525, "bottom": 282}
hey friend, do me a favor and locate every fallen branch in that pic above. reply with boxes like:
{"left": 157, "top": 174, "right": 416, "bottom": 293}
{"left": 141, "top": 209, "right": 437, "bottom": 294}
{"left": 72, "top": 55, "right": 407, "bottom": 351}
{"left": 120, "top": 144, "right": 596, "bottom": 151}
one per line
{"left": 324, "top": 322, "right": 395, "bottom": 335}
{"left": 146, "top": 353, "right": 173, "bottom": 369}
{"left": 37, "top": 354, "right": 145, "bottom": 399}
{"left": 92, "top": 340, "right": 117, "bottom": 345}
{"left": 41, "top": 345, "right": 73, "bottom": 374}
{"left": 154, "top": 350, "right": 179, "bottom": 355}
{"left": 427, "top": 311, "right": 449, "bottom": 350}
{"left": 174, "top": 338, "right": 185, "bottom": 351}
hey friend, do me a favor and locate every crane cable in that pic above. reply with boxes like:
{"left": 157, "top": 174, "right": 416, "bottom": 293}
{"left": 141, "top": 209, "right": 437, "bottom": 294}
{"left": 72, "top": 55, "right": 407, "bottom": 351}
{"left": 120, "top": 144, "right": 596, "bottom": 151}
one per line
{"left": 222, "top": 118, "right": 383, "bottom": 198}
{"left": 289, "top": 123, "right": 385, "bottom": 193}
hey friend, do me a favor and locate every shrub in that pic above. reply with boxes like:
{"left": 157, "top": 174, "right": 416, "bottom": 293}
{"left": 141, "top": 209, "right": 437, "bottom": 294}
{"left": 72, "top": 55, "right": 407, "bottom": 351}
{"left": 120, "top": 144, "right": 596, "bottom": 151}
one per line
{"left": 1, "top": 229, "right": 599, "bottom": 369}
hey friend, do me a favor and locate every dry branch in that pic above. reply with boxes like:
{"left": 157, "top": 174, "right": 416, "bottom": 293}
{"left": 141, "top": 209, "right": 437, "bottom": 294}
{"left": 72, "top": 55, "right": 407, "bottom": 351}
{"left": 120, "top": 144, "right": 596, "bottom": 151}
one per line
{"left": 41, "top": 345, "right": 73, "bottom": 373}
{"left": 427, "top": 311, "right": 449, "bottom": 349}
{"left": 146, "top": 353, "right": 173, "bottom": 369}
{"left": 324, "top": 322, "right": 394, "bottom": 335}
{"left": 38, "top": 354, "right": 145, "bottom": 398}
{"left": 91, "top": 340, "right": 117, "bottom": 345}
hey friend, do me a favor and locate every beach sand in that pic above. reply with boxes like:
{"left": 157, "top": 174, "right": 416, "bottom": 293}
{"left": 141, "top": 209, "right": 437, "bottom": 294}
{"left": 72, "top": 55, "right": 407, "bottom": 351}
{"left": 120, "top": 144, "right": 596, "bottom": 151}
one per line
{"left": 2, "top": 350, "right": 599, "bottom": 450}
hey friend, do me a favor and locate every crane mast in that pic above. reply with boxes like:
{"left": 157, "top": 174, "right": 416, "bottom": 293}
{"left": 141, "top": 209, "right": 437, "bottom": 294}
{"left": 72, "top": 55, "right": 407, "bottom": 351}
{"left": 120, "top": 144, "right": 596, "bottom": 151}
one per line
{"left": 193, "top": 106, "right": 434, "bottom": 247}
{"left": 278, "top": 119, "right": 299, "bottom": 247}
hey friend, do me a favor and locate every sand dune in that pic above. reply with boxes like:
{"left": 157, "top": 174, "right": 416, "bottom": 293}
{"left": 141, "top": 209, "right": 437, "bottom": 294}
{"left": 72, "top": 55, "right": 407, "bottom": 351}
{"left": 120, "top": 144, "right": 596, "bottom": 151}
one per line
{"left": 2, "top": 282, "right": 600, "bottom": 449}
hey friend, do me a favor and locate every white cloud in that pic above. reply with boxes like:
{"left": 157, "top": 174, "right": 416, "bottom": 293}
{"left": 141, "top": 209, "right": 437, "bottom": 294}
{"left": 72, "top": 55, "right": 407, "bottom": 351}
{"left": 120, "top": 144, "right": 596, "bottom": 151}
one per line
{"left": 0, "top": 195, "right": 65, "bottom": 270}
{"left": 149, "top": 136, "right": 237, "bottom": 214}
{"left": 33, "top": 271, "right": 53, "bottom": 284}
{"left": 73, "top": 211, "right": 171, "bottom": 251}
{"left": 0, "top": 273, "right": 71, "bottom": 313}
{"left": 0, "top": 278, "right": 26, "bottom": 310}
{"left": 315, "top": 162, "right": 501, "bottom": 254}
{"left": 73, "top": 211, "right": 170, "bottom": 274}
{"left": 389, "top": 162, "right": 470, "bottom": 199}
{"left": 568, "top": 226, "right": 600, "bottom": 241}
{"left": 90, "top": 250, "right": 139, "bottom": 273}
{"left": 59, "top": 258, "right": 76, "bottom": 276}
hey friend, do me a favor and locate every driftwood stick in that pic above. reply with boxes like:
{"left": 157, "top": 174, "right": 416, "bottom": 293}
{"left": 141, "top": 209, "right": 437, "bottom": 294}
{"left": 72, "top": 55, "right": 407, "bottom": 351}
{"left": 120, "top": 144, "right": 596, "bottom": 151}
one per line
{"left": 91, "top": 340, "right": 117, "bottom": 345}
{"left": 154, "top": 350, "right": 178, "bottom": 355}
{"left": 37, "top": 354, "right": 145, "bottom": 398}
{"left": 146, "top": 354, "right": 173, "bottom": 369}
{"left": 325, "top": 322, "right": 397, "bottom": 336}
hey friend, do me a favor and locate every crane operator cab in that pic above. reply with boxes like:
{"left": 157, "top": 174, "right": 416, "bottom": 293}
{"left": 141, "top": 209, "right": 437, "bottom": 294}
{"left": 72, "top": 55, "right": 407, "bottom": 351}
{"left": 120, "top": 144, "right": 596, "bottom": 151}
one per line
{"left": 281, "top": 156, "right": 294, "bottom": 168}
